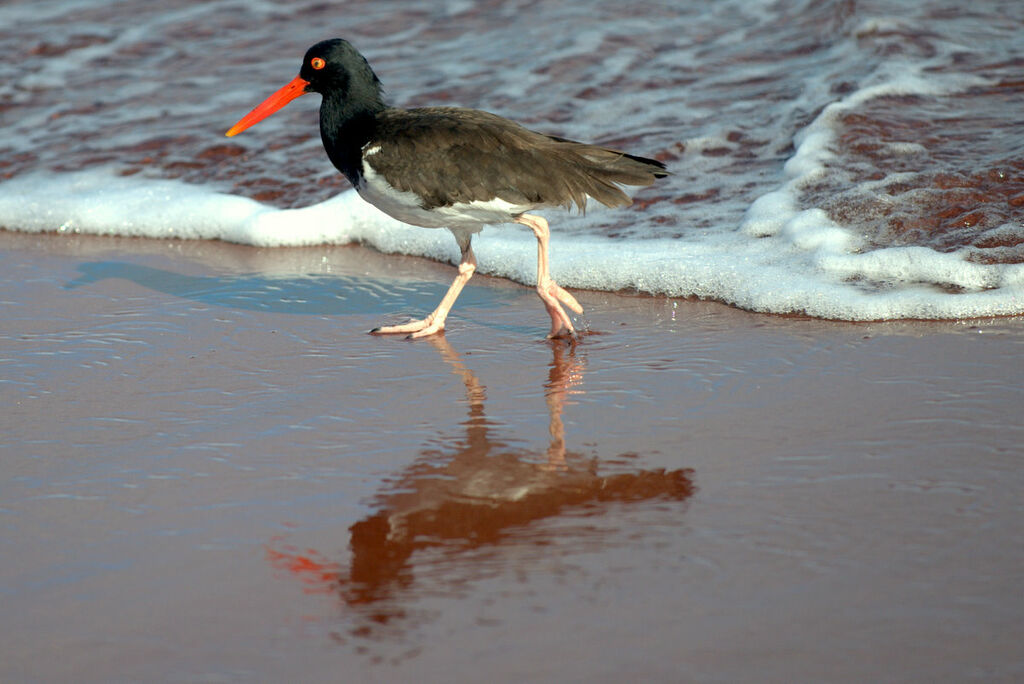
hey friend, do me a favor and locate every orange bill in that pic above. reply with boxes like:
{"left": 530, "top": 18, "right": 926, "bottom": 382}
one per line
{"left": 225, "top": 75, "right": 310, "bottom": 137}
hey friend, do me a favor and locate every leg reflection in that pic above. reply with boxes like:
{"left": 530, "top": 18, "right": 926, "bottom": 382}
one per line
{"left": 266, "top": 336, "right": 695, "bottom": 636}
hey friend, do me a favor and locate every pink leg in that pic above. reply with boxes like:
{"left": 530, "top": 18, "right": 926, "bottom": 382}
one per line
{"left": 514, "top": 214, "right": 583, "bottom": 338}
{"left": 372, "top": 243, "right": 477, "bottom": 339}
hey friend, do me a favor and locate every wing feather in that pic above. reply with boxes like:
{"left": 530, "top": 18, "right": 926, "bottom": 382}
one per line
{"left": 366, "top": 108, "right": 666, "bottom": 212}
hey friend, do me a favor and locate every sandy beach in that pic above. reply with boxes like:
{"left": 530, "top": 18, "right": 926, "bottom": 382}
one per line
{"left": 1, "top": 229, "right": 1021, "bottom": 682}
{"left": 3, "top": 0, "right": 1023, "bottom": 679}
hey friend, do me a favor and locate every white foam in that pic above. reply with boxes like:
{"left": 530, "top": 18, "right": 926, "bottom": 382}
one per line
{"left": 2, "top": 0, "right": 1022, "bottom": 322}
{"left": 721, "top": 47, "right": 1024, "bottom": 320}
{"left": 1, "top": 169, "right": 1022, "bottom": 321}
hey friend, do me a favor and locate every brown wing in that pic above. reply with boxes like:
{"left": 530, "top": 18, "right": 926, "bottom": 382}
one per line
{"left": 367, "top": 107, "right": 667, "bottom": 211}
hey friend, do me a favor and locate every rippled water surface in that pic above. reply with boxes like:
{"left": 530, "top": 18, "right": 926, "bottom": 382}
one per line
{"left": 2, "top": 1, "right": 1024, "bottom": 681}
{"left": 1, "top": 0, "right": 1023, "bottom": 318}
{"left": 3, "top": 231, "right": 1023, "bottom": 682}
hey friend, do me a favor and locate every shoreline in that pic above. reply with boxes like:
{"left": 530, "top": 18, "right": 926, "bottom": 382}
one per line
{"left": 2, "top": 230, "right": 1022, "bottom": 683}
{"left": 3, "top": 226, "right": 1023, "bottom": 328}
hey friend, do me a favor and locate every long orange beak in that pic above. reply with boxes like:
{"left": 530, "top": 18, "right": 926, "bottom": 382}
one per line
{"left": 225, "top": 75, "right": 310, "bottom": 137}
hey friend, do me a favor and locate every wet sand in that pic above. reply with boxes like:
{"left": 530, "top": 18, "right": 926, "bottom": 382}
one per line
{"left": 2, "top": 230, "right": 1022, "bottom": 683}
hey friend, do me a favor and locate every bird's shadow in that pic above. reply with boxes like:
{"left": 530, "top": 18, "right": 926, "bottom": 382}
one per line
{"left": 65, "top": 260, "right": 515, "bottom": 316}
{"left": 265, "top": 335, "right": 695, "bottom": 646}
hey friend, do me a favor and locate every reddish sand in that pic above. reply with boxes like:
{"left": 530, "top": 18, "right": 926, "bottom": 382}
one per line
{"left": 2, "top": 231, "right": 1022, "bottom": 683}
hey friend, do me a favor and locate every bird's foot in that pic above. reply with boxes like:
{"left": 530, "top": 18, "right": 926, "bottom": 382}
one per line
{"left": 371, "top": 314, "right": 444, "bottom": 338}
{"left": 539, "top": 279, "right": 583, "bottom": 340}
{"left": 406, "top": 320, "right": 446, "bottom": 339}
{"left": 548, "top": 325, "right": 580, "bottom": 342}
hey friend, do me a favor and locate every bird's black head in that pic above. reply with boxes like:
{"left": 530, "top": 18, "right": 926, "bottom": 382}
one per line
{"left": 226, "top": 38, "right": 384, "bottom": 138}
{"left": 298, "top": 39, "right": 382, "bottom": 99}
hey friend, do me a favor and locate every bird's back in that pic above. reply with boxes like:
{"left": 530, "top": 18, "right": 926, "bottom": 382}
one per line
{"left": 366, "top": 107, "right": 667, "bottom": 212}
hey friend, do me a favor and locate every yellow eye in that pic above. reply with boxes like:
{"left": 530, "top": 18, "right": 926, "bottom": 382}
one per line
{"left": 310, "top": 57, "right": 326, "bottom": 70}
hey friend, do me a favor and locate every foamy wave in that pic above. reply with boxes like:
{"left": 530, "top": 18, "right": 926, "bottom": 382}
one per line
{"left": 728, "top": 48, "right": 1024, "bottom": 320}
{"left": 1, "top": 170, "right": 1022, "bottom": 321}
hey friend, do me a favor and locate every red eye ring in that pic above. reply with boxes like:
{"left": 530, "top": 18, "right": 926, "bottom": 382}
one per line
{"left": 310, "top": 57, "right": 326, "bottom": 70}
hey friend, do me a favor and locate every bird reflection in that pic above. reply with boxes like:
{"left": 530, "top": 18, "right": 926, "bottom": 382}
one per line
{"left": 267, "top": 336, "right": 694, "bottom": 637}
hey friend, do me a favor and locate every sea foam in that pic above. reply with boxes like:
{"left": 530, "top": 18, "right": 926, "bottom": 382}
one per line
{"left": 1, "top": 169, "right": 1022, "bottom": 322}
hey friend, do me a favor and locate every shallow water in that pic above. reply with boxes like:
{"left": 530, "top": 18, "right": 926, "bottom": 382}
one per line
{"left": 1, "top": 0, "right": 1023, "bottom": 318}
{"left": 2, "top": 1, "right": 1024, "bottom": 680}
{"left": 2, "top": 232, "right": 1022, "bottom": 682}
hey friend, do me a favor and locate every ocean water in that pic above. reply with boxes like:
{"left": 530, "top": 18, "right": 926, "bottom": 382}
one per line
{"left": 1, "top": 0, "right": 1022, "bottom": 320}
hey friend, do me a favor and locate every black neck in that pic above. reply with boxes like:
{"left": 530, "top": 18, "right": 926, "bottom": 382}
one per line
{"left": 319, "top": 91, "right": 385, "bottom": 185}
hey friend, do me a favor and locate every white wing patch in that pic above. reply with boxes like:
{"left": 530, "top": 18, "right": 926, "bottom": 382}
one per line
{"left": 357, "top": 158, "right": 534, "bottom": 230}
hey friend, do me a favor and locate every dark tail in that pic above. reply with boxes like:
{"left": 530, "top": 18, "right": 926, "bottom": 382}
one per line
{"left": 546, "top": 135, "right": 669, "bottom": 210}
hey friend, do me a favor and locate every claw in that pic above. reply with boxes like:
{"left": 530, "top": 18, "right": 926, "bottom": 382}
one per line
{"left": 371, "top": 315, "right": 435, "bottom": 335}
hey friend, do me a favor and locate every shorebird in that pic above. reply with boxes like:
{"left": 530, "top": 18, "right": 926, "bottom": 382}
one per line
{"left": 227, "top": 39, "right": 667, "bottom": 339}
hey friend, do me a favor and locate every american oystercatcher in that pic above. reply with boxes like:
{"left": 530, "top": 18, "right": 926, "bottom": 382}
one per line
{"left": 226, "top": 39, "right": 668, "bottom": 339}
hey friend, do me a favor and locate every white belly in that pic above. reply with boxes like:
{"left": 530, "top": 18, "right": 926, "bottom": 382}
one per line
{"left": 356, "top": 155, "right": 533, "bottom": 231}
